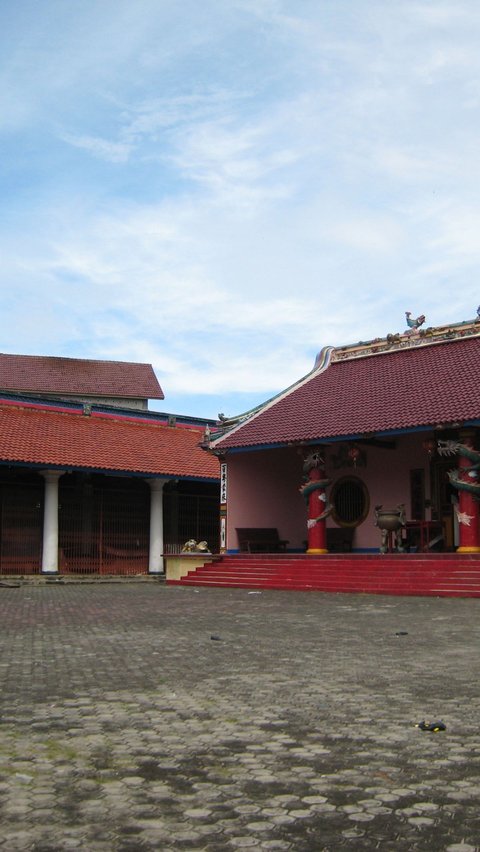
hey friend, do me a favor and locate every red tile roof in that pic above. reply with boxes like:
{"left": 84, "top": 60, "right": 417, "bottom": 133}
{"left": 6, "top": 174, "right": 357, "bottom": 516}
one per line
{"left": 0, "top": 402, "right": 218, "bottom": 479}
{"left": 214, "top": 336, "right": 480, "bottom": 449}
{"left": 0, "top": 353, "right": 164, "bottom": 399}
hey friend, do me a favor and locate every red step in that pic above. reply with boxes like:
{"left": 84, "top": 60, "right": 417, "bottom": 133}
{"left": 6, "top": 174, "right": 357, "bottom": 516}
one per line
{"left": 167, "top": 553, "right": 480, "bottom": 597}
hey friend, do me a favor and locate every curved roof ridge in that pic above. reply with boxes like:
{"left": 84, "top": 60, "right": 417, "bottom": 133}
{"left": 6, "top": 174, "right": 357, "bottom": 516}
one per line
{"left": 210, "top": 345, "right": 335, "bottom": 449}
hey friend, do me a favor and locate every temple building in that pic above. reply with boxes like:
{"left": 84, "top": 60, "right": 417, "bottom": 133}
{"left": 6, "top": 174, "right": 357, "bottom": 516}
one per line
{"left": 208, "top": 315, "right": 480, "bottom": 559}
{"left": 0, "top": 353, "right": 219, "bottom": 575}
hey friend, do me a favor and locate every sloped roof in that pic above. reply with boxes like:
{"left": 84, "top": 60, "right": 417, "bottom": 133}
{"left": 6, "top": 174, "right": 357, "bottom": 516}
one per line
{"left": 0, "top": 401, "right": 218, "bottom": 479}
{"left": 0, "top": 353, "right": 164, "bottom": 400}
{"left": 213, "top": 334, "right": 480, "bottom": 450}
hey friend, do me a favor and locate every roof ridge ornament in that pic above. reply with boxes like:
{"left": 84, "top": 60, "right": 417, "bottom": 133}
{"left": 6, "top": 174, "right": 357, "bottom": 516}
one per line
{"left": 313, "top": 345, "right": 335, "bottom": 371}
{"left": 332, "top": 315, "right": 480, "bottom": 363}
{"left": 405, "top": 311, "right": 426, "bottom": 333}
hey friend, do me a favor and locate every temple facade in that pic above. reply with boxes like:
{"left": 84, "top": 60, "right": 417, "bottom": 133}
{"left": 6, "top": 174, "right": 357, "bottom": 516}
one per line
{"left": 209, "top": 316, "right": 480, "bottom": 557}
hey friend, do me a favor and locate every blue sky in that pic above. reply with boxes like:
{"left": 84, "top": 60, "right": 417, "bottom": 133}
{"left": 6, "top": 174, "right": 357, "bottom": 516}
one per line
{"left": 2, "top": 1, "right": 480, "bottom": 419}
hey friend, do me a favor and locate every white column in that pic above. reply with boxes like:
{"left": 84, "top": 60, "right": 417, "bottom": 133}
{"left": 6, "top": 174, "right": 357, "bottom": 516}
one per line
{"left": 147, "top": 479, "right": 168, "bottom": 574}
{"left": 41, "top": 471, "right": 63, "bottom": 574}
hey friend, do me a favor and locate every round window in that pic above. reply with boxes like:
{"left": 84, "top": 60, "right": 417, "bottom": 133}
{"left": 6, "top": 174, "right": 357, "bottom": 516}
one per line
{"left": 331, "top": 476, "right": 369, "bottom": 527}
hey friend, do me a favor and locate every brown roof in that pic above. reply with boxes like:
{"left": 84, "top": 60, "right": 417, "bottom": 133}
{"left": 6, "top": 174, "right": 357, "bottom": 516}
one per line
{"left": 213, "top": 335, "right": 480, "bottom": 450}
{"left": 0, "top": 401, "right": 218, "bottom": 479}
{"left": 0, "top": 353, "right": 164, "bottom": 400}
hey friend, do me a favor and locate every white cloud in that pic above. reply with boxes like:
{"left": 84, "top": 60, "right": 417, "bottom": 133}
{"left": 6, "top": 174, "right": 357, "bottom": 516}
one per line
{"left": 373, "top": 147, "right": 448, "bottom": 184}
{"left": 323, "top": 217, "right": 404, "bottom": 255}
{"left": 60, "top": 133, "right": 133, "bottom": 163}
{"left": 430, "top": 206, "right": 480, "bottom": 261}
{"left": 2, "top": 0, "right": 480, "bottom": 417}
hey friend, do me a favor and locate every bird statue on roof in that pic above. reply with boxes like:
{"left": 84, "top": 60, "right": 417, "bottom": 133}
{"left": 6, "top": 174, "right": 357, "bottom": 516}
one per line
{"left": 405, "top": 311, "right": 425, "bottom": 331}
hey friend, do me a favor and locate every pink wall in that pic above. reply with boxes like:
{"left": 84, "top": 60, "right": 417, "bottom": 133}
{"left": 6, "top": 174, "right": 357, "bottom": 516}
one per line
{"left": 226, "top": 447, "right": 306, "bottom": 551}
{"left": 225, "top": 434, "right": 432, "bottom": 552}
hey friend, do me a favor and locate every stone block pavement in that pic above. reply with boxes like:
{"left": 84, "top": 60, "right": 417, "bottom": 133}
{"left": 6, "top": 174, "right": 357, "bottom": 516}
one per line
{"left": 0, "top": 582, "right": 479, "bottom": 851}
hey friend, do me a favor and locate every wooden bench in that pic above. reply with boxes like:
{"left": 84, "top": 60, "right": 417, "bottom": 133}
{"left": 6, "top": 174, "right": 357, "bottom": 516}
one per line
{"left": 326, "top": 526, "right": 355, "bottom": 553}
{"left": 236, "top": 528, "right": 289, "bottom": 553}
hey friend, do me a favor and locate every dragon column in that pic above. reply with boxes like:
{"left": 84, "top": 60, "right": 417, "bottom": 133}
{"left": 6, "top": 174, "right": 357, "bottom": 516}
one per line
{"left": 301, "top": 451, "right": 331, "bottom": 554}
{"left": 438, "top": 431, "right": 480, "bottom": 553}
{"left": 456, "top": 431, "right": 480, "bottom": 553}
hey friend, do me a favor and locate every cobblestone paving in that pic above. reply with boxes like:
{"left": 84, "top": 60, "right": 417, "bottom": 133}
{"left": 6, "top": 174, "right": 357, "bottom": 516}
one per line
{"left": 0, "top": 584, "right": 479, "bottom": 850}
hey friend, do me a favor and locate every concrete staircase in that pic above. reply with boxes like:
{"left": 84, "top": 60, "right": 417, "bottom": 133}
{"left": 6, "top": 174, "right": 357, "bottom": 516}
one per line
{"left": 167, "top": 553, "right": 480, "bottom": 598}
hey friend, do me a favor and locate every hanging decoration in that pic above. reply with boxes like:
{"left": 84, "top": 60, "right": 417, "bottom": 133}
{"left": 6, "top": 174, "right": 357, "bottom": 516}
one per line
{"left": 347, "top": 444, "right": 361, "bottom": 467}
{"left": 422, "top": 438, "right": 436, "bottom": 458}
{"left": 332, "top": 443, "right": 367, "bottom": 469}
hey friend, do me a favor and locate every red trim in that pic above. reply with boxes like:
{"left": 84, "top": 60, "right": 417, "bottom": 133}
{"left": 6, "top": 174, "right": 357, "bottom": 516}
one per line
{"left": 0, "top": 397, "right": 76, "bottom": 415}
{"left": 90, "top": 410, "right": 204, "bottom": 429}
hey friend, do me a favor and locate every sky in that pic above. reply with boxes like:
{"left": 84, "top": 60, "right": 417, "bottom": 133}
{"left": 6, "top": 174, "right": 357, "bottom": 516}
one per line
{"left": 2, "top": 0, "right": 480, "bottom": 420}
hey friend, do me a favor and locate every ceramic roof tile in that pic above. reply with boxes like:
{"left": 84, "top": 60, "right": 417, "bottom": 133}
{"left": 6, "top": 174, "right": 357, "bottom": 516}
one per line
{"left": 0, "top": 353, "right": 164, "bottom": 399}
{"left": 0, "top": 403, "right": 218, "bottom": 479}
{"left": 215, "top": 336, "right": 480, "bottom": 449}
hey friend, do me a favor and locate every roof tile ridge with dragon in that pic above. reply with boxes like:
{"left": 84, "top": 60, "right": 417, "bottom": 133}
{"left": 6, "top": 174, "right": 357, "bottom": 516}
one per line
{"left": 331, "top": 317, "right": 480, "bottom": 363}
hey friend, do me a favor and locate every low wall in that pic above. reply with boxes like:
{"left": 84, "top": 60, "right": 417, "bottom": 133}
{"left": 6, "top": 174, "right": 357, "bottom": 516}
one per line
{"left": 165, "top": 554, "right": 213, "bottom": 581}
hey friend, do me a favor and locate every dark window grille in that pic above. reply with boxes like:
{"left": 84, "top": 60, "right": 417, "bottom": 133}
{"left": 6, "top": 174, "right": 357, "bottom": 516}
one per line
{"left": 59, "top": 476, "right": 149, "bottom": 574}
{"left": 163, "top": 492, "right": 219, "bottom": 554}
{"left": 331, "top": 477, "right": 369, "bottom": 527}
{"left": 0, "top": 470, "right": 219, "bottom": 573}
{"left": 0, "top": 478, "right": 43, "bottom": 574}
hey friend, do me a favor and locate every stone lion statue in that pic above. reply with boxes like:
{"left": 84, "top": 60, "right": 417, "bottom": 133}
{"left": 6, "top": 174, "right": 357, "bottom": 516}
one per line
{"left": 181, "top": 539, "right": 210, "bottom": 553}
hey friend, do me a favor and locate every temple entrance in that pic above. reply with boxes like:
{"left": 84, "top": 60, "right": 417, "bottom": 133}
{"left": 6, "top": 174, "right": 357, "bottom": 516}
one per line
{"left": 430, "top": 457, "right": 457, "bottom": 551}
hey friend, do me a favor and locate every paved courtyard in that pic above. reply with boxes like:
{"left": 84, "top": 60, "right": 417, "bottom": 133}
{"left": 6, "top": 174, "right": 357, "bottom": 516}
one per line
{"left": 0, "top": 582, "right": 479, "bottom": 851}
